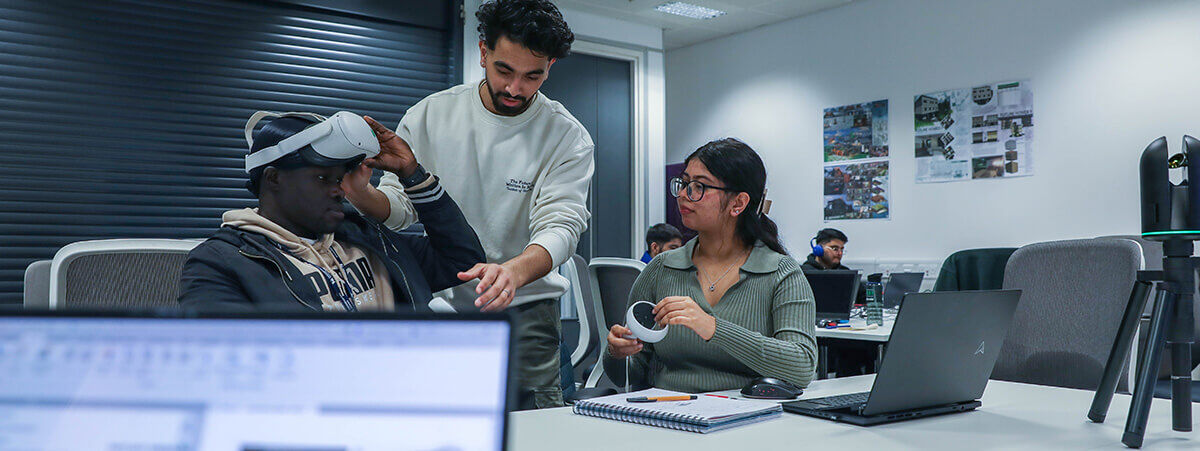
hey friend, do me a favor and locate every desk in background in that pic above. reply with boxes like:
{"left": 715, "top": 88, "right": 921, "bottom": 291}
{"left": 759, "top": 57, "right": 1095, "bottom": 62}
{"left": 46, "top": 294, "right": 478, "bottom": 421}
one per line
{"left": 814, "top": 317, "right": 893, "bottom": 378}
{"left": 510, "top": 375, "right": 1197, "bottom": 450}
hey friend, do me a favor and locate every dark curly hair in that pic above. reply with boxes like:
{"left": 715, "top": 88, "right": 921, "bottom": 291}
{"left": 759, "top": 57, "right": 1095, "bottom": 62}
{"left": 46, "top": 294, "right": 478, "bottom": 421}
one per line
{"left": 476, "top": 0, "right": 574, "bottom": 59}
{"left": 683, "top": 138, "right": 787, "bottom": 255}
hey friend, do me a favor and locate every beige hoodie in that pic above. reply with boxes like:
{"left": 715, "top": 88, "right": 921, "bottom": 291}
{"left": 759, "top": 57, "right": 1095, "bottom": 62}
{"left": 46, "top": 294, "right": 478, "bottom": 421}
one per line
{"left": 223, "top": 208, "right": 395, "bottom": 312}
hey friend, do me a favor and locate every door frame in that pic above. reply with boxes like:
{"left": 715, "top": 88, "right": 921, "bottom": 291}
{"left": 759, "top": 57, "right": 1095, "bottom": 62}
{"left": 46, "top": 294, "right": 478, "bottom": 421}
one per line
{"left": 569, "top": 39, "right": 648, "bottom": 259}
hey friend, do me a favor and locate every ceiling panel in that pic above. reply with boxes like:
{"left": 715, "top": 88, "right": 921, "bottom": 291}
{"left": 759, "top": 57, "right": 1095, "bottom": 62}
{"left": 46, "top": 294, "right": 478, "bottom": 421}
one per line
{"left": 553, "top": 0, "right": 856, "bottom": 49}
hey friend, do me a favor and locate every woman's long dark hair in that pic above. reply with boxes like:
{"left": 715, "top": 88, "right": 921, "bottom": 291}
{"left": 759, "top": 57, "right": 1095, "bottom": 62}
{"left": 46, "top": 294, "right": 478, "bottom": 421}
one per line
{"left": 683, "top": 138, "right": 787, "bottom": 255}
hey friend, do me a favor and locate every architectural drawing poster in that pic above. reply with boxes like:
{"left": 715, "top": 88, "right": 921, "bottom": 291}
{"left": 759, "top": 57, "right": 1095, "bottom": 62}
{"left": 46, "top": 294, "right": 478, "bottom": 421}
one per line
{"left": 913, "top": 80, "right": 1033, "bottom": 183}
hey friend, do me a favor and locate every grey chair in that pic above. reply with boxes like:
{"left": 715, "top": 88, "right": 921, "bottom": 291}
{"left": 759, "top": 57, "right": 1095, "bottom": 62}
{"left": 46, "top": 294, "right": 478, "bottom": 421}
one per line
{"left": 584, "top": 257, "right": 646, "bottom": 389}
{"left": 23, "top": 260, "right": 52, "bottom": 309}
{"left": 993, "top": 238, "right": 1141, "bottom": 392}
{"left": 560, "top": 254, "right": 602, "bottom": 381}
{"left": 48, "top": 239, "right": 200, "bottom": 310}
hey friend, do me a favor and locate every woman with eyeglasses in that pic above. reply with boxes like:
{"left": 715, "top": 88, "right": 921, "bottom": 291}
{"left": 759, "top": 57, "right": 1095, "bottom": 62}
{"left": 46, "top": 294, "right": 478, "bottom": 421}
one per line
{"left": 603, "top": 138, "right": 817, "bottom": 393}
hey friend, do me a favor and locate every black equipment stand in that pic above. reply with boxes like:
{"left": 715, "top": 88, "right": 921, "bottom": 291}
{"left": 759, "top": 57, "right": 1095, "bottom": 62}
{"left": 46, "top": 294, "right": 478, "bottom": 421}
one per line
{"left": 1089, "top": 239, "right": 1194, "bottom": 448}
{"left": 1090, "top": 135, "right": 1199, "bottom": 448}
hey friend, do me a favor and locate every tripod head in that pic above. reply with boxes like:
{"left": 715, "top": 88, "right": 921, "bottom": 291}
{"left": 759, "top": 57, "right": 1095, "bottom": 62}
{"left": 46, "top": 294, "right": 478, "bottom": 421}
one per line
{"left": 1141, "top": 135, "right": 1200, "bottom": 241}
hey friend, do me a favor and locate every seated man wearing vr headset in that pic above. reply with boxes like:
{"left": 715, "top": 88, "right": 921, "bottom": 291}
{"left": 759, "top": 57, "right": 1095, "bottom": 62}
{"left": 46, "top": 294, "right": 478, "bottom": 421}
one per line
{"left": 178, "top": 111, "right": 485, "bottom": 312}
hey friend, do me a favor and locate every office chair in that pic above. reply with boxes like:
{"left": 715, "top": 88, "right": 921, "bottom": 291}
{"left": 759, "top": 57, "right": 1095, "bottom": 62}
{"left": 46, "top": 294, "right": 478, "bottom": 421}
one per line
{"left": 993, "top": 238, "right": 1140, "bottom": 392}
{"left": 559, "top": 254, "right": 603, "bottom": 380}
{"left": 583, "top": 257, "right": 646, "bottom": 389}
{"left": 933, "top": 247, "right": 1018, "bottom": 291}
{"left": 48, "top": 239, "right": 200, "bottom": 310}
{"left": 23, "top": 260, "right": 52, "bottom": 309}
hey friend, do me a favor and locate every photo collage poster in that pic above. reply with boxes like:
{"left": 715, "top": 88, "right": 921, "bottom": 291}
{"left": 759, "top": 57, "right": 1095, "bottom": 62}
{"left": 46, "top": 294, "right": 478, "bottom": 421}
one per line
{"left": 913, "top": 80, "right": 1034, "bottom": 183}
{"left": 822, "top": 100, "right": 890, "bottom": 220}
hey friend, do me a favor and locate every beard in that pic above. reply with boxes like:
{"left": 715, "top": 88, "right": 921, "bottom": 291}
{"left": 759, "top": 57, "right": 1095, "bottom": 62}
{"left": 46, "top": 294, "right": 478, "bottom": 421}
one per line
{"left": 483, "top": 77, "right": 531, "bottom": 116}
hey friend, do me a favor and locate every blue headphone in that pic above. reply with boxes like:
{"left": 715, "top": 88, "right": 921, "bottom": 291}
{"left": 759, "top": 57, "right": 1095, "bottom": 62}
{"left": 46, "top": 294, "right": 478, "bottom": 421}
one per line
{"left": 810, "top": 237, "right": 824, "bottom": 257}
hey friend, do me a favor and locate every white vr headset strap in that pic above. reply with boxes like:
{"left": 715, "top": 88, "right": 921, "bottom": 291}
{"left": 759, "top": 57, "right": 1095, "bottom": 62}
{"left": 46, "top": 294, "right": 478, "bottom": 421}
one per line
{"left": 243, "top": 111, "right": 332, "bottom": 173}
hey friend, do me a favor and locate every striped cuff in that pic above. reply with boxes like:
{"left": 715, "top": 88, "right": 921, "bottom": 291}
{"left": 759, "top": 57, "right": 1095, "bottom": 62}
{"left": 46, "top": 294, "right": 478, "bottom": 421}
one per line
{"left": 404, "top": 174, "right": 444, "bottom": 204}
{"left": 710, "top": 316, "right": 755, "bottom": 347}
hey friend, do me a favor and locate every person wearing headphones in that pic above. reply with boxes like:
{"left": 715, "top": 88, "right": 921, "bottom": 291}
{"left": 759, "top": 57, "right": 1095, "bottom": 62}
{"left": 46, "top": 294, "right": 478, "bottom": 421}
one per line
{"left": 603, "top": 138, "right": 817, "bottom": 393}
{"left": 803, "top": 228, "right": 866, "bottom": 304}
{"left": 803, "top": 227, "right": 873, "bottom": 376}
{"left": 178, "top": 112, "right": 485, "bottom": 312}
{"left": 641, "top": 223, "right": 684, "bottom": 263}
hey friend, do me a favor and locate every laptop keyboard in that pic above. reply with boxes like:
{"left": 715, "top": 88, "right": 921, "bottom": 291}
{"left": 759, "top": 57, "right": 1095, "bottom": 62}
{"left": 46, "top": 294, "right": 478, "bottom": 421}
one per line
{"left": 805, "top": 392, "right": 869, "bottom": 409}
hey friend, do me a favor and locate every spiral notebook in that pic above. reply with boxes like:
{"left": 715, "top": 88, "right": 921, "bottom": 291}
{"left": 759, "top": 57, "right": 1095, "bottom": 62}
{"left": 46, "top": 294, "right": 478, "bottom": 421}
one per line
{"left": 572, "top": 388, "right": 782, "bottom": 433}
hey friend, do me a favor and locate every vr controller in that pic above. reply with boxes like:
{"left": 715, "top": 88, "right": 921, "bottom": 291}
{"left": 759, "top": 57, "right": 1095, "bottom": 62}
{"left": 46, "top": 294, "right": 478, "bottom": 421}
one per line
{"left": 624, "top": 300, "right": 668, "bottom": 343}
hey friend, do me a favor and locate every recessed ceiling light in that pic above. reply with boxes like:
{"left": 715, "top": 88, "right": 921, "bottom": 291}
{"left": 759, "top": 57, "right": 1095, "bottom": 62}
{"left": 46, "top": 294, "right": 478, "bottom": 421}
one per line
{"left": 654, "top": 2, "right": 726, "bottom": 20}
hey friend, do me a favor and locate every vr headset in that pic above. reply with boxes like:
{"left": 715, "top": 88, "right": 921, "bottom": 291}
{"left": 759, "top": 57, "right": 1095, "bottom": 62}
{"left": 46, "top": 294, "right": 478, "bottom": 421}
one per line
{"left": 243, "top": 111, "right": 380, "bottom": 173}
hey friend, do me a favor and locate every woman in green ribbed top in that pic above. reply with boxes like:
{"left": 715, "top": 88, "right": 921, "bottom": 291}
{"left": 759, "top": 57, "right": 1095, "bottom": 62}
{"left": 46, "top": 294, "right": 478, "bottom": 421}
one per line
{"left": 604, "top": 138, "right": 817, "bottom": 393}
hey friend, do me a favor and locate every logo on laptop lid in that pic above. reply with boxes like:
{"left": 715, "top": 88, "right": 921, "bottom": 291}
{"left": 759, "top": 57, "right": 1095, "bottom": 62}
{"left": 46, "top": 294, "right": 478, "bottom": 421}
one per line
{"left": 975, "top": 341, "right": 986, "bottom": 355}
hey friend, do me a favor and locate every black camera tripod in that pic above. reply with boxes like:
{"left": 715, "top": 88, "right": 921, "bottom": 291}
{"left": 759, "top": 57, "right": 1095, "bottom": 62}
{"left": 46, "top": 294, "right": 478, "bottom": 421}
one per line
{"left": 1089, "top": 135, "right": 1199, "bottom": 448}
{"left": 1088, "top": 238, "right": 1194, "bottom": 448}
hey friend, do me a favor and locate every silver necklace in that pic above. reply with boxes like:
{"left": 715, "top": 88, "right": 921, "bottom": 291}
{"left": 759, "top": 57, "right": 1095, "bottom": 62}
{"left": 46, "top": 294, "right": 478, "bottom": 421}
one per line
{"left": 698, "top": 244, "right": 750, "bottom": 292}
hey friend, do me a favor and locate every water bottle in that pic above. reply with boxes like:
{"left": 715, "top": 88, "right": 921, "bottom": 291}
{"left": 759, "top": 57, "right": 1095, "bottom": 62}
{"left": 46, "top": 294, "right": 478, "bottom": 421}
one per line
{"left": 865, "top": 281, "right": 884, "bottom": 326}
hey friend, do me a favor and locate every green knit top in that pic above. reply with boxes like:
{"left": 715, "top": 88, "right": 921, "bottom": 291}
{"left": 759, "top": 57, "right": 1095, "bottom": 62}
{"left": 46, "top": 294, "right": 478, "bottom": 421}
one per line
{"left": 603, "top": 238, "right": 817, "bottom": 393}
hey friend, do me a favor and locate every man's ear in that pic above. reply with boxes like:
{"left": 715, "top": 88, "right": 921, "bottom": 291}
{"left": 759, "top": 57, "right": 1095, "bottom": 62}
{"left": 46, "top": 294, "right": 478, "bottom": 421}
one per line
{"left": 479, "top": 40, "right": 488, "bottom": 68}
{"left": 261, "top": 167, "right": 281, "bottom": 193}
{"left": 650, "top": 242, "right": 661, "bottom": 255}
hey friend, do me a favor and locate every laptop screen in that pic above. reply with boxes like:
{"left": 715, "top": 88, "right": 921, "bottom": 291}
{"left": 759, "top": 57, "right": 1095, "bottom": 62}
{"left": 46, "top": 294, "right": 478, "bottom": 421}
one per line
{"left": 0, "top": 313, "right": 511, "bottom": 451}
{"left": 883, "top": 272, "right": 924, "bottom": 308}
{"left": 802, "top": 269, "right": 860, "bottom": 319}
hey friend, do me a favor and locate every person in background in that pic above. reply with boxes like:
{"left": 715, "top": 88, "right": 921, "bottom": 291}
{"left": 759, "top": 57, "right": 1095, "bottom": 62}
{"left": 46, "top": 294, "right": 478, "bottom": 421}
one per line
{"left": 641, "top": 223, "right": 684, "bottom": 263}
{"left": 179, "top": 113, "right": 484, "bottom": 312}
{"left": 603, "top": 138, "right": 817, "bottom": 393}
{"left": 802, "top": 227, "right": 873, "bottom": 376}
{"left": 341, "top": 0, "right": 592, "bottom": 409}
{"left": 802, "top": 228, "right": 866, "bottom": 304}
{"left": 803, "top": 228, "right": 849, "bottom": 270}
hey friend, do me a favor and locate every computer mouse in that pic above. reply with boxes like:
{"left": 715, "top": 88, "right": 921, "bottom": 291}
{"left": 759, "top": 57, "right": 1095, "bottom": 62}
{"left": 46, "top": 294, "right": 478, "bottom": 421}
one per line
{"left": 740, "top": 377, "right": 804, "bottom": 400}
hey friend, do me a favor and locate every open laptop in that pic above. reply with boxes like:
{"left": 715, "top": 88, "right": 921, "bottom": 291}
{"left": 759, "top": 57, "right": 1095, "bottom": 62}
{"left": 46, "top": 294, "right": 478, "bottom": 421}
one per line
{"left": 802, "top": 269, "right": 860, "bottom": 324}
{"left": 0, "top": 311, "right": 514, "bottom": 451}
{"left": 783, "top": 290, "right": 1022, "bottom": 426}
{"left": 882, "top": 272, "right": 925, "bottom": 308}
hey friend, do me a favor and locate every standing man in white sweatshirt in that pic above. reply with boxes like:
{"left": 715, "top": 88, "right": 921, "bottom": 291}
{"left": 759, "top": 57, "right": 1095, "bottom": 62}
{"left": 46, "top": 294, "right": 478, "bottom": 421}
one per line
{"left": 344, "top": 0, "right": 592, "bottom": 409}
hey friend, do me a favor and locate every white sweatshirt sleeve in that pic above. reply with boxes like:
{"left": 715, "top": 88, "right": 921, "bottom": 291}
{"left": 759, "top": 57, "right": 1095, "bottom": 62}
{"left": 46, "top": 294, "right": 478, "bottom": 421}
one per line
{"left": 527, "top": 139, "right": 594, "bottom": 268}
{"left": 374, "top": 108, "right": 424, "bottom": 231}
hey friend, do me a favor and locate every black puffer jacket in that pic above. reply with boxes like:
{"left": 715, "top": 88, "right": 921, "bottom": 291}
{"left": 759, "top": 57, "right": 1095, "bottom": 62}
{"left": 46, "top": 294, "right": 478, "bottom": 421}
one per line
{"left": 178, "top": 182, "right": 484, "bottom": 312}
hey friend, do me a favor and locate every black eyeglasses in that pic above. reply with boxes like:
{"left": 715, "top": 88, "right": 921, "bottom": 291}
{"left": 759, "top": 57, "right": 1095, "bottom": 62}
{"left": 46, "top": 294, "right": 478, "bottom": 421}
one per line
{"left": 670, "top": 176, "right": 738, "bottom": 202}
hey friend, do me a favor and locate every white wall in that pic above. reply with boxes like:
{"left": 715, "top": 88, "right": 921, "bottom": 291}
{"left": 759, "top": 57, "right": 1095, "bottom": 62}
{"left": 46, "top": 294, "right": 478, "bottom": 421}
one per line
{"left": 665, "top": 0, "right": 1200, "bottom": 262}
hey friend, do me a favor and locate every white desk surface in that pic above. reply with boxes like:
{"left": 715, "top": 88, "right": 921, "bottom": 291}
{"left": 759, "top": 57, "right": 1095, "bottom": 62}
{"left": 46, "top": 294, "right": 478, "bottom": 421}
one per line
{"left": 814, "top": 315, "right": 895, "bottom": 342}
{"left": 814, "top": 320, "right": 893, "bottom": 341}
{"left": 510, "top": 375, "right": 1198, "bottom": 450}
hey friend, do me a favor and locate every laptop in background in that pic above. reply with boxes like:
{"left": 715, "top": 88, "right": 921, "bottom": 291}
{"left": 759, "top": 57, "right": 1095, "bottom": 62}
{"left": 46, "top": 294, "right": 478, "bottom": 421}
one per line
{"left": 0, "top": 311, "right": 514, "bottom": 451}
{"left": 802, "top": 269, "right": 860, "bottom": 323}
{"left": 883, "top": 272, "right": 925, "bottom": 308}
{"left": 783, "top": 290, "right": 1022, "bottom": 426}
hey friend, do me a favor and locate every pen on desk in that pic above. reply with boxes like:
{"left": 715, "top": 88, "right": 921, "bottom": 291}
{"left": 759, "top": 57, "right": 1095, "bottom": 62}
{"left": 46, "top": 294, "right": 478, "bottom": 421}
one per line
{"left": 627, "top": 395, "right": 697, "bottom": 403}
{"left": 703, "top": 394, "right": 737, "bottom": 399}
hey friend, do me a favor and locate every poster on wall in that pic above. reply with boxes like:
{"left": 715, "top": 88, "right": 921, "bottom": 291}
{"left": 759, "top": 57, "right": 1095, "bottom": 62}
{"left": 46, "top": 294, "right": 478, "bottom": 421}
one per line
{"left": 823, "top": 99, "right": 890, "bottom": 221}
{"left": 823, "top": 100, "right": 888, "bottom": 161}
{"left": 913, "top": 80, "right": 1033, "bottom": 183}
{"left": 823, "top": 160, "right": 890, "bottom": 220}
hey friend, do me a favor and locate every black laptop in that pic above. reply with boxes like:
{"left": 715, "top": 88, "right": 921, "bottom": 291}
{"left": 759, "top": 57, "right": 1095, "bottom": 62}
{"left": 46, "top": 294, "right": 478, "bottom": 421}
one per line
{"left": 802, "top": 269, "right": 859, "bottom": 324}
{"left": 882, "top": 272, "right": 925, "bottom": 308}
{"left": 783, "top": 290, "right": 1022, "bottom": 426}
